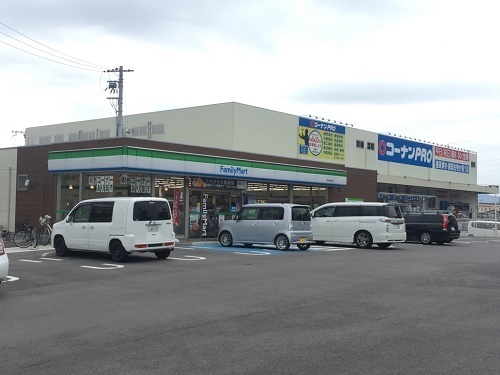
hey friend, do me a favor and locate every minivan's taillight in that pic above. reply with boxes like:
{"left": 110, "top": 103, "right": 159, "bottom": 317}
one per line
{"left": 442, "top": 215, "right": 448, "bottom": 230}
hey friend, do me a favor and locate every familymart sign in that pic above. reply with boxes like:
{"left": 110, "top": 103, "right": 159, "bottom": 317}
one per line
{"left": 48, "top": 146, "right": 347, "bottom": 187}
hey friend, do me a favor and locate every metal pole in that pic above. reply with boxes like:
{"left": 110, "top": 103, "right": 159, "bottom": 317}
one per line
{"left": 117, "top": 66, "right": 124, "bottom": 137}
{"left": 495, "top": 189, "right": 498, "bottom": 237}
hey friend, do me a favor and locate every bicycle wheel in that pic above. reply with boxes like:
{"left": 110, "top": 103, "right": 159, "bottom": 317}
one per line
{"left": 30, "top": 228, "right": 38, "bottom": 248}
{"left": 39, "top": 227, "right": 51, "bottom": 246}
{"left": 14, "top": 230, "right": 30, "bottom": 248}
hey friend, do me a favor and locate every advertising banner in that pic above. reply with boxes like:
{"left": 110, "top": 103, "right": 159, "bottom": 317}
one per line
{"left": 434, "top": 146, "right": 469, "bottom": 162}
{"left": 298, "top": 117, "right": 345, "bottom": 161}
{"left": 435, "top": 160, "right": 470, "bottom": 174}
{"left": 190, "top": 177, "right": 244, "bottom": 189}
{"left": 378, "top": 134, "right": 433, "bottom": 168}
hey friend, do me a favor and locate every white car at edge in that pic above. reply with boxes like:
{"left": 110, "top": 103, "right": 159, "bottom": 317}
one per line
{"left": 0, "top": 237, "right": 9, "bottom": 284}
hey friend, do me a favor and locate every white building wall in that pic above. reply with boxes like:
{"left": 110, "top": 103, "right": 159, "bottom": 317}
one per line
{"left": 232, "top": 104, "right": 297, "bottom": 158}
{"left": 23, "top": 102, "right": 486, "bottom": 193}
{"left": 344, "top": 127, "right": 377, "bottom": 171}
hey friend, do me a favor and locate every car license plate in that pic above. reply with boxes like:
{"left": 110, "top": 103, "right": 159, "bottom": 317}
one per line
{"left": 395, "top": 225, "right": 400, "bottom": 229}
{"left": 300, "top": 237, "right": 306, "bottom": 243}
{"left": 148, "top": 225, "right": 159, "bottom": 232}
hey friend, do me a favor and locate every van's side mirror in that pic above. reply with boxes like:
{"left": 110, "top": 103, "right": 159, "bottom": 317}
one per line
{"left": 66, "top": 215, "right": 73, "bottom": 223}
{"left": 310, "top": 212, "right": 315, "bottom": 218}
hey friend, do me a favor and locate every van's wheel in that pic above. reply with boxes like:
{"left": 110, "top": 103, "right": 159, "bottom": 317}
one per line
{"left": 54, "top": 236, "right": 71, "bottom": 257}
{"left": 275, "top": 234, "right": 290, "bottom": 250}
{"left": 297, "top": 243, "right": 311, "bottom": 250}
{"left": 155, "top": 250, "right": 171, "bottom": 259}
{"left": 110, "top": 242, "right": 129, "bottom": 262}
{"left": 419, "top": 231, "right": 432, "bottom": 245}
{"left": 219, "top": 231, "right": 233, "bottom": 247}
{"left": 377, "top": 243, "right": 392, "bottom": 249}
{"left": 355, "top": 231, "right": 373, "bottom": 249}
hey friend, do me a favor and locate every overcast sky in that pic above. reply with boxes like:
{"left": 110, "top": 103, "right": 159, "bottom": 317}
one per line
{"left": 1, "top": 0, "right": 499, "bottom": 188}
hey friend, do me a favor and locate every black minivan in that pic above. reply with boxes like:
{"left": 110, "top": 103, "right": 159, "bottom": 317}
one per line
{"left": 404, "top": 213, "right": 460, "bottom": 245}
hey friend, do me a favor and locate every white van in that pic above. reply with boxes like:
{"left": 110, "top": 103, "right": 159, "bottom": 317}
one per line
{"left": 467, "top": 220, "right": 500, "bottom": 237}
{"left": 310, "top": 202, "right": 406, "bottom": 248}
{"left": 51, "top": 197, "right": 176, "bottom": 262}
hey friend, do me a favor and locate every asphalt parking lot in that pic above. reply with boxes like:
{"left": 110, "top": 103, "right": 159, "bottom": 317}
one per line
{"left": 2, "top": 237, "right": 500, "bottom": 375}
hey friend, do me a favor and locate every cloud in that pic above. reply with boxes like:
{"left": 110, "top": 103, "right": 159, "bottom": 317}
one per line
{"left": 293, "top": 81, "right": 500, "bottom": 105}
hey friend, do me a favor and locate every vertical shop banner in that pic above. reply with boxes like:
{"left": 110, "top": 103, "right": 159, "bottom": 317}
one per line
{"left": 298, "top": 117, "right": 345, "bottom": 161}
{"left": 173, "top": 188, "right": 181, "bottom": 226}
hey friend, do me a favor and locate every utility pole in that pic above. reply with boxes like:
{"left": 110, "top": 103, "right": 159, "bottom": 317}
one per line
{"left": 106, "top": 66, "right": 134, "bottom": 137}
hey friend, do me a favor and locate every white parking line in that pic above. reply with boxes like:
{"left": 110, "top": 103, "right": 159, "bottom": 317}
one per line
{"left": 80, "top": 264, "right": 125, "bottom": 270}
{"left": 311, "top": 247, "right": 353, "bottom": 251}
{"left": 233, "top": 250, "right": 271, "bottom": 255}
{"left": 6, "top": 246, "right": 53, "bottom": 254}
{"left": 19, "top": 259, "right": 43, "bottom": 263}
{"left": 169, "top": 255, "right": 206, "bottom": 261}
{"left": 40, "top": 257, "right": 64, "bottom": 261}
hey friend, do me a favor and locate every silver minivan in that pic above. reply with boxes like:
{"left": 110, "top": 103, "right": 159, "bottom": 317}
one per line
{"left": 218, "top": 203, "right": 313, "bottom": 250}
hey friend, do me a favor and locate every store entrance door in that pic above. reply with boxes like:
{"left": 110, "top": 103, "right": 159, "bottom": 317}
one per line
{"left": 188, "top": 191, "right": 233, "bottom": 239}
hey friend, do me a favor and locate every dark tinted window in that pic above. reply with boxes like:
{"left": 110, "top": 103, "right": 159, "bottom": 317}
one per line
{"left": 447, "top": 215, "right": 458, "bottom": 226}
{"left": 261, "top": 207, "right": 284, "bottom": 220}
{"left": 361, "top": 206, "right": 378, "bottom": 216}
{"left": 292, "top": 206, "right": 310, "bottom": 221}
{"left": 384, "top": 205, "right": 403, "bottom": 218}
{"left": 89, "top": 202, "right": 114, "bottom": 223}
{"left": 133, "top": 200, "right": 171, "bottom": 221}
{"left": 333, "top": 206, "right": 361, "bottom": 217}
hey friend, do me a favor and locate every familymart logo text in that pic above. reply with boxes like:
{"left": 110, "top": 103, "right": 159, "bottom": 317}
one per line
{"left": 219, "top": 165, "right": 249, "bottom": 176}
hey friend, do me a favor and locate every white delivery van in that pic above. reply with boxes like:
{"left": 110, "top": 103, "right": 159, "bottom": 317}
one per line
{"left": 310, "top": 202, "right": 406, "bottom": 248}
{"left": 51, "top": 197, "right": 176, "bottom": 262}
{"left": 467, "top": 220, "right": 500, "bottom": 237}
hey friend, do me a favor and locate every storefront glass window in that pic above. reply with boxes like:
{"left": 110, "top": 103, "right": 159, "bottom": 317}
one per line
{"left": 58, "top": 174, "right": 81, "bottom": 221}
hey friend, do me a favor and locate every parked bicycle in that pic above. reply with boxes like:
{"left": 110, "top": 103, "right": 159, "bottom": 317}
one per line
{"left": 13, "top": 214, "right": 38, "bottom": 248}
{"left": 38, "top": 214, "right": 52, "bottom": 246}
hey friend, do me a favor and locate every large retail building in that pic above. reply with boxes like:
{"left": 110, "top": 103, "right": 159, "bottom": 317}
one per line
{"left": 0, "top": 102, "right": 495, "bottom": 238}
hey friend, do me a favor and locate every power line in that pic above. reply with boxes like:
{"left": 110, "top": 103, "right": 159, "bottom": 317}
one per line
{"left": 0, "top": 39, "right": 103, "bottom": 72}
{"left": 0, "top": 21, "right": 107, "bottom": 70}
{"left": 0, "top": 30, "right": 105, "bottom": 71}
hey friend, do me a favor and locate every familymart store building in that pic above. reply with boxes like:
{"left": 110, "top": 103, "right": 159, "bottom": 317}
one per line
{"left": 48, "top": 146, "right": 347, "bottom": 239}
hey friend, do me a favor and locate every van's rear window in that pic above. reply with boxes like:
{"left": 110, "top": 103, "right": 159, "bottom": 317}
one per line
{"left": 292, "top": 206, "right": 311, "bottom": 221}
{"left": 384, "top": 205, "right": 403, "bottom": 219}
{"left": 133, "top": 201, "right": 171, "bottom": 221}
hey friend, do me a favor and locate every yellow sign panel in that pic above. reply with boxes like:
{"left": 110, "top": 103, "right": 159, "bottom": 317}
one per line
{"left": 297, "top": 118, "right": 345, "bottom": 161}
